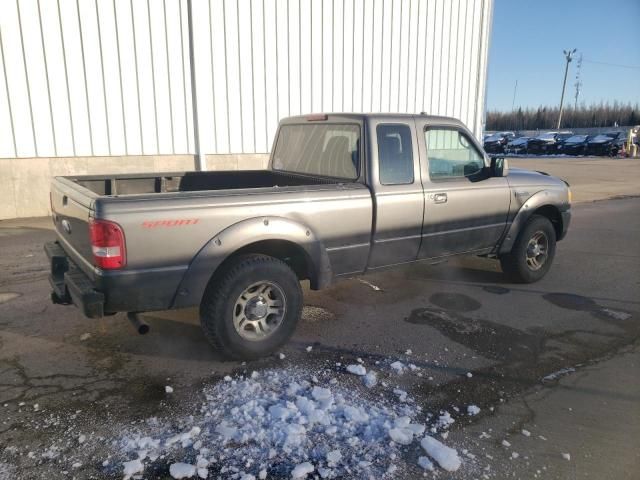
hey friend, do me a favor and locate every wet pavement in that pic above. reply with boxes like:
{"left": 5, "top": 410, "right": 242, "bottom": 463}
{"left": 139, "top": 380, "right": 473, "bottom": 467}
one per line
{"left": 0, "top": 197, "right": 639, "bottom": 479}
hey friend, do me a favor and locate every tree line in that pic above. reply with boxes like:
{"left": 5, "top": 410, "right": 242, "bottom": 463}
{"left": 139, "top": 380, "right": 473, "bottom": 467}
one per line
{"left": 486, "top": 102, "right": 639, "bottom": 131}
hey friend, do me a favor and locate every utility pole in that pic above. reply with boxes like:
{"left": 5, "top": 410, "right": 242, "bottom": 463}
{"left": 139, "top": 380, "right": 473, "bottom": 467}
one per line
{"left": 511, "top": 80, "right": 518, "bottom": 111}
{"left": 573, "top": 54, "right": 583, "bottom": 111}
{"left": 557, "top": 48, "right": 576, "bottom": 129}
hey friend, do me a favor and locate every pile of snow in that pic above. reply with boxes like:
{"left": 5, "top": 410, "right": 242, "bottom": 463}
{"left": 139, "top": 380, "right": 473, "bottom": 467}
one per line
{"left": 111, "top": 367, "right": 464, "bottom": 479}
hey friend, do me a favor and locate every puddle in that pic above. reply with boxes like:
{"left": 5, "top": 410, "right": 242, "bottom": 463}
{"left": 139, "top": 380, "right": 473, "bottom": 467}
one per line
{"left": 482, "top": 286, "right": 510, "bottom": 295}
{"left": 542, "top": 293, "right": 598, "bottom": 312}
{"left": 542, "top": 293, "right": 633, "bottom": 322}
{"left": 406, "top": 307, "right": 538, "bottom": 362}
{"left": 429, "top": 292, "right": 481, "bottom": 312}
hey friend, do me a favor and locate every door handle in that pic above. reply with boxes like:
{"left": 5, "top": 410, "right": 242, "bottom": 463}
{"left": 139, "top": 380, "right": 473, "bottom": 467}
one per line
{"left": 433, "top": 193, "right": 448, "bottom": 204}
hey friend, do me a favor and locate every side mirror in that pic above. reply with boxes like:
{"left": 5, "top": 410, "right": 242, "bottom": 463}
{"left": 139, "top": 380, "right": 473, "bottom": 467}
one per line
{"left": 490, "top": 156, "right": 509, "bottom": 177}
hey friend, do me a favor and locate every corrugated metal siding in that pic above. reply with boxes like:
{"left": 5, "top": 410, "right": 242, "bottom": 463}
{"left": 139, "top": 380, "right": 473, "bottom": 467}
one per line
{"left": 0, "top": 0, "right": 492, "bottom": 159}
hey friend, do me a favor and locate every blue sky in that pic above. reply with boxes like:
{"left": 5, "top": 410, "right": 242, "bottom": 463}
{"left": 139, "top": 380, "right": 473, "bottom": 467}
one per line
{"left": 486, "top": 0, "right": 640, "bottom": 111}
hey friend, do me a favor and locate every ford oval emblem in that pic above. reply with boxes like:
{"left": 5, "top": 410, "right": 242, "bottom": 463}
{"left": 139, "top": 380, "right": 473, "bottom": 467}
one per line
{"left": 61, "top": 219, "right": 72, "bottom": 234}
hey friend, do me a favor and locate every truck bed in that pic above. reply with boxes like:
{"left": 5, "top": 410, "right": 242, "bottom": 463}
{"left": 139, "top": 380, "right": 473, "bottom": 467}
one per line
{"left": 71, "top": 170, "right": 342, "bottom": 196}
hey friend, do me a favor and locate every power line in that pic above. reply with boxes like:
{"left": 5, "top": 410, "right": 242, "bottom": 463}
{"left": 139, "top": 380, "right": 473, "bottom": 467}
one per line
{"left": 582, "top": 58, "right": 640, "bottom": 70}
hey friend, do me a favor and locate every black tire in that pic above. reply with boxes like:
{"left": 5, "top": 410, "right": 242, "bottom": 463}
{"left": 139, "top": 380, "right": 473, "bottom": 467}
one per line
{"left": 500, "top": 215, "right": 556, "bottom": 283}
{"left": 200, "top": 254, "right": 303, "bottom": 360}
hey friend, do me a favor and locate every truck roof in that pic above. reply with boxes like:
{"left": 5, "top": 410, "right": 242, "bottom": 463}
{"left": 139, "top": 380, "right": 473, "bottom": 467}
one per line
{"left": 279, "top": 113, "right": 467, "bottom": 128}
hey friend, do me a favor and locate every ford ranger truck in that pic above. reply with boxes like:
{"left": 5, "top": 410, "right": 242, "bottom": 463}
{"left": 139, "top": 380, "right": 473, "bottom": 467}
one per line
{"left": 46, "top": 114, "right": 571, "bottom": 359}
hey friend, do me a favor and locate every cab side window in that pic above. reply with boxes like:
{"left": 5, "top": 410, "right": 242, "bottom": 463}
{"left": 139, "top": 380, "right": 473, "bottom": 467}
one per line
{"left": 425, "top": 128, "right": 485, "bottom": 179}
{"left": 377, "top": 124, "right": 414, "bottom": 185}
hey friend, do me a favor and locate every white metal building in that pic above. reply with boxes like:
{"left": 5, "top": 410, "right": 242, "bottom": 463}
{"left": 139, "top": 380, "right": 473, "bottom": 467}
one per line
{"left": 0, "top": 0, "right": 493, "bottom": 218}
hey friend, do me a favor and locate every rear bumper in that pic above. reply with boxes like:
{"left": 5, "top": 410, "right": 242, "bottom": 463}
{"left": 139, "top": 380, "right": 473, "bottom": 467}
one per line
{"left": 45, "top": 241, "right": 105, "bottom": 318}
{"left": 45, "top": 240, "right": 186, "bottom": 315}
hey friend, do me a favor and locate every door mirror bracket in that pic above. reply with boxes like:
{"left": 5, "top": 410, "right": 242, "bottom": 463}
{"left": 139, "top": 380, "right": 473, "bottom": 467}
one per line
{"left": 489, "top": 156, "right": 509, "bottom": 177}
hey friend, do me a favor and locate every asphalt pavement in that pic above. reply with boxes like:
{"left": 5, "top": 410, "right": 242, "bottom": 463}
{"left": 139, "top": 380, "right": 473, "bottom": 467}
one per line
{"left": 0, "top": 158, "right": 638, "bottom": 479}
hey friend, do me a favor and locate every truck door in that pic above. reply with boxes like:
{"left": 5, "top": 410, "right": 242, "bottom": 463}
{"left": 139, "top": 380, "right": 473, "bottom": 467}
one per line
{"left": 367, "top": 118, "right": 425, "bottom": 268}
{"left": 415, "top": 121, "right": 511, "bottom": 258}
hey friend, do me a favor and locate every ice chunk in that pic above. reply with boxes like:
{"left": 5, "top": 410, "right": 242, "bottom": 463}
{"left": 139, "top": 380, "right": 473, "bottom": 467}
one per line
{"left": 291, "top": 461, "right": 314, "bottom": 478}
{"left": 521, "top": 429, "right": 531, "bottom": 437}
{"left": 420, "top": 436, "right": 461, "bottom": 472}
{"left": 169, "top": 462, "right": 196, "bottom": 478}
{"left": 363, "top": 371, "right": 377, "bottom": 388}
{"left": 501, "top": 439, "right": 511, "bottom": 447}
{"left": 407, "top": 423, "right": 426, "bottom": 436}
{"left": 122, "top": 459, "right": 144, "bottom": 477}
{"left": 562, "top": 453, "right": 571, "bottom": 461}
{"left": 342, "top": 405, "right": 369, "bottom": 423}
{"left": 311, "top": 386, "right": 332, "bottom": 402}
{"left": 436, "top": 411, "right": 455, "bottom": 428}
{"left": 417, "top": 456, "right": 434, "bottom": 471}
{"left": 393, "top": 388, "right": 408, "bottom": 402}
{"left": 346, "top": 364, "right": 366, "bottom": 376}
{"left": 326, "top": 449, "right": 342, "bottom": 463}
{"left": 165, "top": 386, "right": 174, "bottom": 393}
{"left": 388, "top": 428, "right": 413, "bottom": 445}
{"left": 467, "top": 405, "right": 480, "bottom": 416}
{"left": 215, "top": 422, "right": 238, "bottom": 441}
{"left": 390, "top": 361, "right": 405, "bottom": 374}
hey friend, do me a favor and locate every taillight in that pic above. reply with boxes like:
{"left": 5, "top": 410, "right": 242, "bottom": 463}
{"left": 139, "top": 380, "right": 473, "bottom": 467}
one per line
{"left": 89, "top": 219, "right": 126, "bottom": 269}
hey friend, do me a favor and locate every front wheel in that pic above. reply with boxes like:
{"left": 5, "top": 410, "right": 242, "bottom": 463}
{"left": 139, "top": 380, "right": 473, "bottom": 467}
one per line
{"left": 200, "top": 254, "right": 303, "bottom": 360}
{"left": 500, "top": 215, "right": 556, "bottom": 283}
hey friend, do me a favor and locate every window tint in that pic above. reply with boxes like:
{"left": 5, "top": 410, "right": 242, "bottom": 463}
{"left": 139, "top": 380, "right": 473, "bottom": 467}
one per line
{"left": 377, "top": 124, "right": 414, "bottom": 185}
{"left": 272, "top": 124, "right": 360, "bottom": 179}
{"left": 425, "top": 129, "right": 485, "bottom": 179}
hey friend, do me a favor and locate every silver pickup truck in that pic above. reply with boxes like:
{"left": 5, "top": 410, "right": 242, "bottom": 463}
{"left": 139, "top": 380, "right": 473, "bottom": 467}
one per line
{"left": 46, "top": 114, "right": 571, "bottom": 359}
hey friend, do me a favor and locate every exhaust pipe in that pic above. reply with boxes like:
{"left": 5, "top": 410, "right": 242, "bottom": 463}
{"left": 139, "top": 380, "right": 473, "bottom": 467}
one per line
{"left": 127, "top": 312, "right": 150, "bottom": 335}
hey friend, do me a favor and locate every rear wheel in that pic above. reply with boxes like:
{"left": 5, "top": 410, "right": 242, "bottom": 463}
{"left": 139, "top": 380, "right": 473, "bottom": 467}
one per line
{"left": 500, "top": 215, "right": 556, "bottom": 283}
{"left": 200, "top": 254, "right": 303, "bottom": 360}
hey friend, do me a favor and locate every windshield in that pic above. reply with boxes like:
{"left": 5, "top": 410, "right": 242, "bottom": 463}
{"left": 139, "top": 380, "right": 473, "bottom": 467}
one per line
{"left": 565, "top": 135, "right": 587, "bottom": 143}
{"left": 272, "top": 124, "right": 360, "bottom": 179}
{"left": 537, "top": 133, "right": 557, "bottom": 140}
{"left": 485, "top": 135, "right": 503, "bottom": 142}
{"left": 591, "top": 134, "right": 612, "bottom": 142}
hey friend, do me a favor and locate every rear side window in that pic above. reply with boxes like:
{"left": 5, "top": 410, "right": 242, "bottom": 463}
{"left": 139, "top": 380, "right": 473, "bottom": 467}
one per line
{"left": 272, "top": 124, "right": 360, "bottom": 179}
{"left": 425, "top": 128, "right": 485, "bottom": 179}
{"left": 377, "top": 124, "right": 414, "bottom": 185}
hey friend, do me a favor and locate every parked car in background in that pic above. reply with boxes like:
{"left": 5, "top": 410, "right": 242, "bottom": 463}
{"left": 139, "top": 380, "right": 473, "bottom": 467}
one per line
{"left": 504, "top": 136, "right": 530, "bottom": 155}
{"left": 483, "top": 132, "right": 516, "bottom": 154}
{"left": 557, "top": 135, "right": 590, "bottom": 155}
{"left": 527, "top": 132, "right": 573, "bottom": 155}
{"left": 586, "top": 131, "right": 626, "bottom": 156}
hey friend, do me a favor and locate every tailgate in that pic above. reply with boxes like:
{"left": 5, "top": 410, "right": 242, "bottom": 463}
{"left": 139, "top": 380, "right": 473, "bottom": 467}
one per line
{"left": 50, "top": 178, "right": 96, "bottom": 274}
